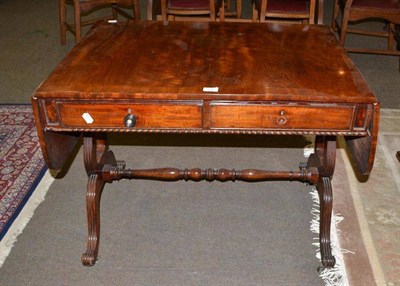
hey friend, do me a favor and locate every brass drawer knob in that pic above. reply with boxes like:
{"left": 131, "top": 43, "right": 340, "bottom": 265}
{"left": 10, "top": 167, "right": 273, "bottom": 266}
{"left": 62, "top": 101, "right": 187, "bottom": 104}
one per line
{"left": 123, "top": 114, "right": 136, "bottom": 128}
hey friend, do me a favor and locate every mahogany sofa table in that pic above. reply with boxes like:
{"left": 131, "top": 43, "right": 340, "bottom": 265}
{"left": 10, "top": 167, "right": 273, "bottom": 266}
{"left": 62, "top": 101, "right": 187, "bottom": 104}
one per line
{"left": 32, "top": 20, "right": 379, "bottom": 268}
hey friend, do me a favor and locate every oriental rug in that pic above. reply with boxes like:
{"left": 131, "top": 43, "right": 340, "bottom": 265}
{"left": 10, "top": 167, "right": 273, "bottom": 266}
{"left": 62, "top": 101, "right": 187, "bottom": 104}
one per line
{"left": 0, "top": 105, "right": 53, "bottom": 263}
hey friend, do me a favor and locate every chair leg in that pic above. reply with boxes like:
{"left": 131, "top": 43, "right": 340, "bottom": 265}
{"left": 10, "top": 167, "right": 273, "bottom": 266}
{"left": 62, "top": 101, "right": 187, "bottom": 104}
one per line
{"left": 219, "top": 0, "right": 225, "bottom": 22}
{"left": 236, "top": 0, "right": 241, "bottom": 19}
{"left": 331, "top": 0, "right": 340, "bottom": 31}
{"left": 226, "top": 0, "right": 231, "bottom": 12}
{"left": 395, "top": 25, "right": 400, "bottom": 70}
{"left": 389, "top": 22, "right": 395, "bottom": 51}
{"left": 59, "top": 0, "right": 67, "bottom": 45}
{"left": 339, "top": 3, "right": 351, "bottom": 45}
{"left": 251, "top": 2, "right": 259, "bottom": 22}
{"left": 260, "top": 0, "right": 267, "bottom": 23}
{"left": 161, "top": 0, "right": 167, "bottom": 21}
{"left": 308, "top": 0, "right": 316, "bottom": 24}
{"left": 133, "top": 0, "right": 140, "bottom": 19}
{"left": 74, "top": 5, "right": 81, "bottom": 43}
{"left": 395, "top": 25, "right": 400, "bottom": 50}
{"left": 209, "top": 0, "right": 216, "bottom": 21}
{"left": 112, "top": 1, "right": 140, "bottom": 21}
{"left": 112, "top": 4, "right": 118, "bottom": 20}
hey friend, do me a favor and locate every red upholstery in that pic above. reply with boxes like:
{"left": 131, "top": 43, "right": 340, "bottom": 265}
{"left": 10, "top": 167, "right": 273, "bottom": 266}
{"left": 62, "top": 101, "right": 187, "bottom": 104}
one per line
{"left": 169, "top": 0, "right": 210, "bottom": 10}
{"left": 267, "top": 0, "right": 310, "bottom": 14}
{"left": 352, "top": 0, "right": 400, "bottom": 10}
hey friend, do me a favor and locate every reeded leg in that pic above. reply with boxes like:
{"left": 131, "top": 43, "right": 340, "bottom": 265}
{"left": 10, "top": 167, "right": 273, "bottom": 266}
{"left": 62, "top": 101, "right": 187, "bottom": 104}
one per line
{"left": 81, "top": 134, "right": 117, "bottom": 266}
{"left": 308, "top": 135, "right": 337, "bottom": 268}
{"left": 317, "top": 176, "right": 335, "bottom": 268}
{"left": 81, "top": 173, "right": 105, "bottom": 266}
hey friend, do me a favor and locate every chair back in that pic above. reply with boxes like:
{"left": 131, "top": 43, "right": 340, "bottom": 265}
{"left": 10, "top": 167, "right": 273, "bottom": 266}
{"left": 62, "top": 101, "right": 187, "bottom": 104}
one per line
{"left": 161, "top": 0, "right": 224, "bottom": 21}
{"left": 332, "top": 0, "right": 400, "bottom": 56}
{"left": 60, "top": 0, "right": 140, "bottom": 44}
{"left": 253, "top": 0, "right": 316, "bottom": 24}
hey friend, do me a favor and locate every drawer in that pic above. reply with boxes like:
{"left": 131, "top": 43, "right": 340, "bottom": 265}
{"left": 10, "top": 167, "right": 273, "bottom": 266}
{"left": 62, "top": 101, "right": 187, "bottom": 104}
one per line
{"left": 210, "top": 103, "right": 355, "bottom": 131}
{"left": 56, "top": 102, "right": 203, "bottom": 129}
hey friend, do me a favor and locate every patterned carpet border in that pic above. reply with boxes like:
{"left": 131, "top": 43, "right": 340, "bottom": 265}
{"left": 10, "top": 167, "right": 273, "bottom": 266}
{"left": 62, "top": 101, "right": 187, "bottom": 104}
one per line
{"left": 334, "top": 109, "right": 400, "bottom": 286}
{"left": 0, "top": 104, "right": 47, "bottom": 240}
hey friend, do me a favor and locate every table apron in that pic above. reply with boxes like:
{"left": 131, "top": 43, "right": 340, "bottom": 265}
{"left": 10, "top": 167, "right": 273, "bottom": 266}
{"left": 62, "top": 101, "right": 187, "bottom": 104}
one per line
{"left": 38, "top": 99, "right": 372, "bottom": 136}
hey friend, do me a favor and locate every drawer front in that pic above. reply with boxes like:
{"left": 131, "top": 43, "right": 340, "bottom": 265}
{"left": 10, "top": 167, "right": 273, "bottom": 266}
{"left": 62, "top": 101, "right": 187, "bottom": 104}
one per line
{"left": 210, "top": 103, "right": 355, "bottom": 130}
{"left": 57, "top": 102, "right": 203, "bottom": 129}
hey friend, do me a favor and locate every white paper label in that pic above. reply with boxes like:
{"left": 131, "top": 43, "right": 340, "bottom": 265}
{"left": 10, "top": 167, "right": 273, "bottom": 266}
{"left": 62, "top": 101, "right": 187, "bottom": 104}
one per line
{"left": 82, "top": 113, "right": 94, "bottom": 124}
{"left": 203, "top": 87, "right": 219, "bottom": 92}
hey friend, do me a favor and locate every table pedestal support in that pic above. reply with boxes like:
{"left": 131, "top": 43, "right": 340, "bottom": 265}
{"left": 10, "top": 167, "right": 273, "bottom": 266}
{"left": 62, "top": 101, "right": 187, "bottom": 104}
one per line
{"left": 81, "top": 133, "right": 336, "bottom": 268}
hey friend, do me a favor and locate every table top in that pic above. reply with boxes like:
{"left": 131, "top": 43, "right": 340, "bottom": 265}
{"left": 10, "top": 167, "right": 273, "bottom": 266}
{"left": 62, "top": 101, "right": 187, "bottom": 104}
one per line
{"left": 35, "top": 20, "right": 377, "bottom": 105}
{"left": 32, "top": 20, "right": 380, "bottom": 175}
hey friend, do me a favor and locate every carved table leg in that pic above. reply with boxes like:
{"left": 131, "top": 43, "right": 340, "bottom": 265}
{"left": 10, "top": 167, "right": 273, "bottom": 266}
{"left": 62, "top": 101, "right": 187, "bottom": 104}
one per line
{"left": 81, "top": 173, "right": 105, "bottom": 266}
{"left": 307, "top": 135, "right": 337, "bottom": 268}
{"left": 81, "top": 134, "right": 118, "bottom": 266}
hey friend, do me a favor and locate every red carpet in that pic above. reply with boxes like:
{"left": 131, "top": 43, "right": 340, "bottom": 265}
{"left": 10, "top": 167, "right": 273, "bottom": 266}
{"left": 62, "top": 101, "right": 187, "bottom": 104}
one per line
{"left": 0, "top": 105, "right": 46, "bottom": 240}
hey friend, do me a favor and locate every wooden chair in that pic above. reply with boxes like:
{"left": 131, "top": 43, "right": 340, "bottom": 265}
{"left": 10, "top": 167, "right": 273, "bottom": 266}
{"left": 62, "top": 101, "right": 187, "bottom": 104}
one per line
{"left": 252, "top": 0, "right": 316, "bottom": 24}
{"left": 60, "top": 0, "right": 140, "bottom": 44}
{"left": 161, "top": 0, "right": 225, "bottom": 22}
{"left": 332, "top": 0, "right": 400, "bottom": 56}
